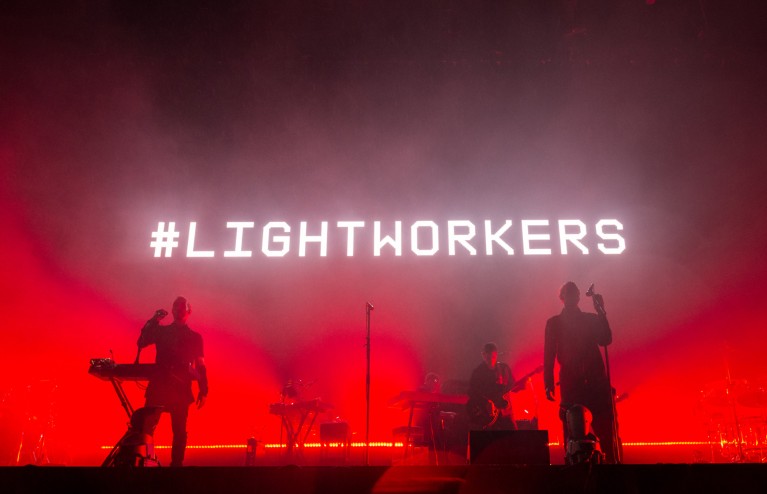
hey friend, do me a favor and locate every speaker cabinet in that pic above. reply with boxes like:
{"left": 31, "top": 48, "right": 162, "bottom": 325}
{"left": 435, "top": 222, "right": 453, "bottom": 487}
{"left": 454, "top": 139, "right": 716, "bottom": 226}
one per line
{"left": 468, "top": 430, "right": 550, "bottom": 465}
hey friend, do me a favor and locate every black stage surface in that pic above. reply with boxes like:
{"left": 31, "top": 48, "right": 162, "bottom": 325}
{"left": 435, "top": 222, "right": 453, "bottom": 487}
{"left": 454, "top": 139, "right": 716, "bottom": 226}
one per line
{"left": 3, "top": 464, "right": 767, "bottom": 494}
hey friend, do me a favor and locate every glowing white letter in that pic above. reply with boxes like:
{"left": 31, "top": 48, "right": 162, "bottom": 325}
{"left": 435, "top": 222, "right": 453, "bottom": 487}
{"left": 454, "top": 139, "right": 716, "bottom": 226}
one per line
{"left": 411, "top": 221, "right": 439, "bottom": 256}
{"left": 299, "top": 221, "right": 328, "bottom": 257}
{"left": 374, "top": 221, "right": 402, "bottom": 256}
{"left": 337, "top": 221, "right": 365, "bottom": 256}
{"left": 448, "top": 220, "right": 477, "bottom": 256}
{"left": 262, "top": 222, "right": 291, "bottom": 257}
{"left": 224, "top": 221, "right": 255, "bottom": 257}
{"left": 522, "top": 220, "right": 551, "bottom": 255}
{"left": 596, "top": 219, "right": 626, "bottom": 254}
{"left": 187, "top": 222, "right": 215, "bottom": 258}
{"left": 484, "top": 220, "right": 514, "bottom": 255}
{"left": 558, "top": 220, "right": 589, "bottom": 255}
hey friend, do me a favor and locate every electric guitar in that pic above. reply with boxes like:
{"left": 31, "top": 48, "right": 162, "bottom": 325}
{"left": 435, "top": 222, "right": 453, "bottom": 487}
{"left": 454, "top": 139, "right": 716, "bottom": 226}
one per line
{"left": 467, "top": 365, "right": 543, "bottom": 429}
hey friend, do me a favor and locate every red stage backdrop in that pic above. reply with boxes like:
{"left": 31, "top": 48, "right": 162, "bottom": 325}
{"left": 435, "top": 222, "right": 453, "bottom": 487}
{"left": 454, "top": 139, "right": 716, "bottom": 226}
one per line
{"left": 1, "top": 1, "right": 766, "bottom": 465}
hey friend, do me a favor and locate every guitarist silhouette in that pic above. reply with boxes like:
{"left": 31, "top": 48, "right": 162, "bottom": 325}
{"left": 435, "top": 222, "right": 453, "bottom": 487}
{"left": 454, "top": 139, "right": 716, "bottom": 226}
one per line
{"left": 467, "top": 343, "right": 538, "bottom": 430}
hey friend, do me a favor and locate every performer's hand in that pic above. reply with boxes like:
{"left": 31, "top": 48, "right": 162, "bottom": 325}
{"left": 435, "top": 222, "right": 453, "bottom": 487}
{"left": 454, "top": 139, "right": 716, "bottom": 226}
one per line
{"left": 593, "top": 294, "right": 606, "bottom": 314}
{"left": 152, "top": 309, "right": 168, "bottom": 322}
{"left": 196, "top": 393, "right": 207, "bottom": 409}
{"left": 545, "top": 387, "right": 556, "bottom": 402}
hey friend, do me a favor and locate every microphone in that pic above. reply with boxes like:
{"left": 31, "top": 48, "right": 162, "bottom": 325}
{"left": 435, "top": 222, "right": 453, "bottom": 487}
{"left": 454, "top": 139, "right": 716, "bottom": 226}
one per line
{"left": 585, "top": 283, "right": 606, "bottom": 315}
{"left": 366, "top": 302, "right": 374, "bottom": 311}
{"left": 154, "top": 309, "right": 168, "bottom": 319}
{"left": 585, "top": 284, "right": 595, "bottom": 297}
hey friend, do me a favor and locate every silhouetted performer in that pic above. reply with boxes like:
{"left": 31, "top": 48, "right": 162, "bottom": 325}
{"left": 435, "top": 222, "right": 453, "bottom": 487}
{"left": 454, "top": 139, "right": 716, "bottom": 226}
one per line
{"left": 544, "top": 282, "right": 614, "bottom": 463}
{"left": 137, "top": 296, "right": 208, "bottom": 466}
{"left": 467, "top": 342, "right": 517, "bottom": 430}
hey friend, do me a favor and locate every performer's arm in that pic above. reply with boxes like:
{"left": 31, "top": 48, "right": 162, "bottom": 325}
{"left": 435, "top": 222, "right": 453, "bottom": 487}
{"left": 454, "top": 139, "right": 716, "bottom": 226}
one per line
{"left": 590, "top": 293, "right": 612, "bottom": 346}
{"left": 595, "top": 313, "right": 612, "bottom": 347}
{"left": 543, "top": 319, "right": 557, "bottom": 401}
{"left": 137, "top": 309, "right": 166, "bottom": 349}
{"left": 195, "top": 356, "right": 208, "bottom": 409}
{"left": 194, "top": 331, "right": 208, "bottom": 408}
{"left": 135, "top": 310, "right": 166, "bottom": 363}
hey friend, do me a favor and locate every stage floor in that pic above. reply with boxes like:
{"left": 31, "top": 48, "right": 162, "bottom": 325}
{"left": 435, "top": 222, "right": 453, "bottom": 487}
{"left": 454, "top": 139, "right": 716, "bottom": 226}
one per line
{"left": 3, "top": 464, "right": 767, "bottom": 494}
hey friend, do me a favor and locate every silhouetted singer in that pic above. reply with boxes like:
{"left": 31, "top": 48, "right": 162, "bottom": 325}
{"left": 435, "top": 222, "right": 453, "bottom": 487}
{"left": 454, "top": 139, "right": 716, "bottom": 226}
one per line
{"left": 136, "top": 296, "right": 208, "bottom": 467}
{"left": 544, "top": 282, "right": 614, "bottom": 463}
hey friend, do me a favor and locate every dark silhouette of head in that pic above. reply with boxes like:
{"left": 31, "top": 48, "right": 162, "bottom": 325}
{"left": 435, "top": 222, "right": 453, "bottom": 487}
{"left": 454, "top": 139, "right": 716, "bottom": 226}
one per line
{"left": 172, "top": 296, "right": 191, "bottom": 323}
{"left": 559, "top": 282, "right": 580, "bottom": 308}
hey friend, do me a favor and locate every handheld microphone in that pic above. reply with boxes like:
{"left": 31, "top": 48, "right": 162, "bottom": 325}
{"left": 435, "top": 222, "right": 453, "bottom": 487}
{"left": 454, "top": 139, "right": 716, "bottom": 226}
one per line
{"left": 585, "top": 284, "right": 595, "bottom": 297}
{"left": 366, "top": 302, "right": 374, "bottom": 311}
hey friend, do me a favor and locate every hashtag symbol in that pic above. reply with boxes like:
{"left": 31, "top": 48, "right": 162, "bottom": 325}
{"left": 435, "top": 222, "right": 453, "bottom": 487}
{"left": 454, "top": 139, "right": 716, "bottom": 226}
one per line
{"left": 150, "top": 222, "right": 180, "bottom": 257}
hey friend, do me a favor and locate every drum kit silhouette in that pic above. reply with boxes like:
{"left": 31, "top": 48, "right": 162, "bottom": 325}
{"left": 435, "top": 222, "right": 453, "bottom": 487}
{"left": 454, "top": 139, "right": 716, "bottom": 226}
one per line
{"left": 700, "top": 376, "right": 767, "bottom": 463}
{"left": 0, "top": 380, "right": 63, "bottom": 466}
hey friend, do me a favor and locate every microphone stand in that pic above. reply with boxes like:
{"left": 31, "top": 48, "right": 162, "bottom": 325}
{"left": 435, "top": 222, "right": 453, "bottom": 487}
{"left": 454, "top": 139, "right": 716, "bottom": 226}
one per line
{"left": 365, "top": 302, "right": 373, "bottom": 466}
{"left": 592, "top": 294, "right": 622, "bottom": 464}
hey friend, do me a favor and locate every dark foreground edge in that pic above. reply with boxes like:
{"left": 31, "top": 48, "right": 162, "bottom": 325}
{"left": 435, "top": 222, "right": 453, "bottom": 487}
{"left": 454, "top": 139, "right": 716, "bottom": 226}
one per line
{"left": 2, "top": 464, "right": 767, "bottom": 494}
